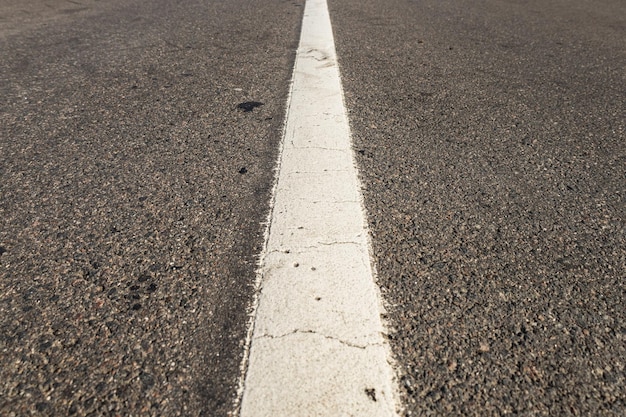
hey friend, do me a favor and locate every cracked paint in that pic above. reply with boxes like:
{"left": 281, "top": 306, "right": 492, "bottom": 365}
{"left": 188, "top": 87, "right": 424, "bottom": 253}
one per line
{"left": 238, "top": 0, "right": 399, "bottom": 415}
{"left": 254, "top": 329, "right": 384, "bottom": 350}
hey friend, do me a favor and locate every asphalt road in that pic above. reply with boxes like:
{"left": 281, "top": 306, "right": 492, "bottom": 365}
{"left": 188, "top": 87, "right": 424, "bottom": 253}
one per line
{"left": 0, "top": 0, "right": 302, "bottom": 415}
{"left": 1, "top": 0, "right": 625, "bottom": 416}
{"left": 328, "top": 0, "right": 625, "bottom": 415}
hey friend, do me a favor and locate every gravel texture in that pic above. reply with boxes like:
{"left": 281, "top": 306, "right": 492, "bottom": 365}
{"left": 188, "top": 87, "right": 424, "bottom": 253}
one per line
{"left": 329, "top": 0, "right": 625, "bottom": 415}
{"left": 0, "top": 0, "right": 303, "bottom": 415}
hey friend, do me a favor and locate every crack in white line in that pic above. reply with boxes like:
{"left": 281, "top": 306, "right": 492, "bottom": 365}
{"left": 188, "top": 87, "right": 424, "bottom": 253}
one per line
{"left": 255, "top": 329, "right": 384, "bottom": 350}
{"left": 263, "top": 241, "right": 363, "bottom": 257}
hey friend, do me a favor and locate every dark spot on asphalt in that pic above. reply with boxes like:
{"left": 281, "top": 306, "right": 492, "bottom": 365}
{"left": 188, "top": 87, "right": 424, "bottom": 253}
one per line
{"left": 35, "top": 402, "right": 48, "bottom": 411}
{"left": 132, "top": 303, "right": 142, "bottom": 311}
{"left": 140, "top": 372, "right": 155, "bottom": 389}
{"left": 237, "top": 101, "right": 264, "bottom": 112}
{"left": 68, "top": 403, "right": 78, "bottom": 415}
{"left": 0, "top": 246, "right": 6, "bottom": 255}
{"left": 105, "top": 321, "right": 119, "bottom": 334}
{"left": 130, "top": 285, "right": 140, "bottom": 291}
{"left": 357, "top": 149, "right": 365, "bottom": 155}
{"left": 365, "top": 388, "right": 377, "bottom": 402}
{"left": 95, "top": 382, "right": 106, "bottom": 392}
{"left": 131, "top": 85, "right": 138, "bottom": 89}
{"left": 147, "top": 283, "right": 157, "bottom": 292}
{"left": 138, "top": 273, "right": 150, "bottom": 282}
{"left": 239, "top": 167, "right": 248, "bottom": 174}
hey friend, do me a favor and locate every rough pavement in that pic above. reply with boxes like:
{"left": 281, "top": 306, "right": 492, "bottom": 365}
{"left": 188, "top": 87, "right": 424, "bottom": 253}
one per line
{"left": 329, "top": 0, "right": 625, "bottom": 415}
{"left": 2, "top": 0, "right": 625, "bottom": 415}
{"left": 0, "top": 0, "right": 302, "bottom": 415}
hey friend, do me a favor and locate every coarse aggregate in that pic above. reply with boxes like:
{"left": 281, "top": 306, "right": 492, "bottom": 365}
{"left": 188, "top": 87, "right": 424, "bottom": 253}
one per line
{"left": 329, "top": 0, "right": 625, "bottom": 415}
{"left": 0, "top": 0, "right": 303, "bottom": 415}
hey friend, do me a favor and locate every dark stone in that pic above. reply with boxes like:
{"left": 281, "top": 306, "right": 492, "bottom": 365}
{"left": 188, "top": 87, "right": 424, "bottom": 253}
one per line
{"left": 237, "top": 101, "right": 264, "bottom": 112}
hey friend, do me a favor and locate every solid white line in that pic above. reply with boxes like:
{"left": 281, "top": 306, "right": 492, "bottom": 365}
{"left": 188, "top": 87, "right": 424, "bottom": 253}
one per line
{"left": 237, "top": 0, "right": 399, "bottom": 415}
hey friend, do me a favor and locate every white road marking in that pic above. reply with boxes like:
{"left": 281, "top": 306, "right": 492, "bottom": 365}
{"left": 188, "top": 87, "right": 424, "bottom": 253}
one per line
{"left": 237, "top": 0, "right": 400, "bottom": 415}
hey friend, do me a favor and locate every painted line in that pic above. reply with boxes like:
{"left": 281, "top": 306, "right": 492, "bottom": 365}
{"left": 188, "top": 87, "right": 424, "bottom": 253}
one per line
{"left": 236, "top": 0, "right": 400, "bottom": 415}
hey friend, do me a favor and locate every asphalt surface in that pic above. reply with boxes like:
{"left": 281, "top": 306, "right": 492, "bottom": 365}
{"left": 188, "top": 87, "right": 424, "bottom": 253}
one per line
{"left": 0, "top": 0, "right": 302, "bottom": 415}
{"left": 2, "top": 0, "right": 625, "bottom": 416}
{"left": 328, "top": 0, "right": 625, "bottom": 415}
